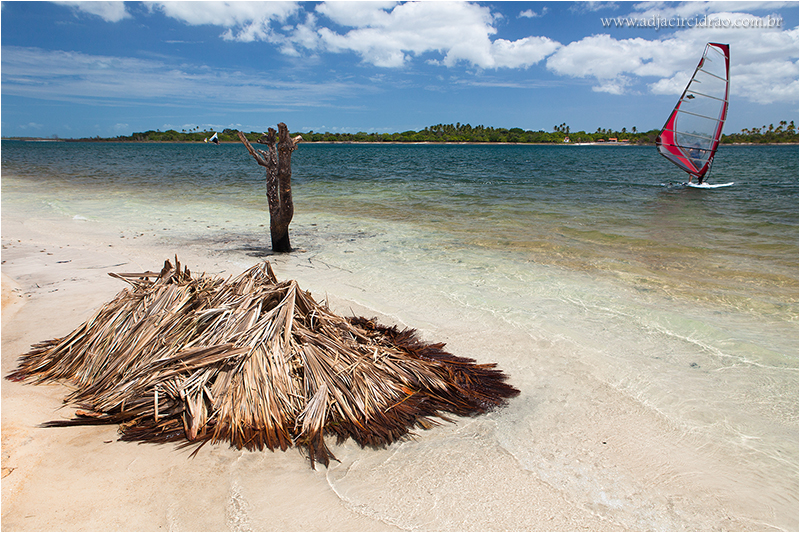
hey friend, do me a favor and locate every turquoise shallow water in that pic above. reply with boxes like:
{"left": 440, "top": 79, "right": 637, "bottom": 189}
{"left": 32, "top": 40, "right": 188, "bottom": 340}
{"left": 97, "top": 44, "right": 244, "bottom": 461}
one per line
{"left": 3, "top": 141, "right": 797, "bottom": 324}
{"left": 2, "top": 140, "right": 798, "bottom": 529}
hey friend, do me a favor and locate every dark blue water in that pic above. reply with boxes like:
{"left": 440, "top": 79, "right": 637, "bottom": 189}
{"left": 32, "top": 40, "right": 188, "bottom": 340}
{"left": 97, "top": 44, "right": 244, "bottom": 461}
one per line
{"left": 3, "top": 141, "right": 796, "bottom": 314}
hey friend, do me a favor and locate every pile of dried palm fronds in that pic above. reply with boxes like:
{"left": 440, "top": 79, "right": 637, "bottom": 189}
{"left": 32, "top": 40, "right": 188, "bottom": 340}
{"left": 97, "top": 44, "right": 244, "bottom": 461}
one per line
{"left": 8, "top": 258, "right": 519, "bottom": 467}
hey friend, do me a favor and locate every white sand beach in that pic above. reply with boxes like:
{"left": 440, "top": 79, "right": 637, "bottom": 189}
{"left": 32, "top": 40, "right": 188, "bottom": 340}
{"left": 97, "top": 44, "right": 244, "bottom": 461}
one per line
{"left": 0, "top": 213, "right": 620, "bottom": 532}
{"left": 2, "top": 199, "right": 796, "bottom": 531}
{"left": 1, "top": 214, "right": 405, "bottom": 531}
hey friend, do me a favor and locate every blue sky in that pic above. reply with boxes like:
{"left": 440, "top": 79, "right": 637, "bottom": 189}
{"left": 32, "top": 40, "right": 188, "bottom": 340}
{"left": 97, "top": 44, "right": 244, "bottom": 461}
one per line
{"left": 2, "top": 1, "right": 798, "bottom": 138}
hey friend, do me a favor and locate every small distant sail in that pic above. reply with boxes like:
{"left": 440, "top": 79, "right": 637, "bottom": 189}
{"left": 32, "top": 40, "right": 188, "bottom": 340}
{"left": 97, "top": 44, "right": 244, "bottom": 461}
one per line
{"left": 209, "top": 132, "right": 220, "bottom": 145}
{"left": 657, "top": 43, "right": 730, "bottom": 181}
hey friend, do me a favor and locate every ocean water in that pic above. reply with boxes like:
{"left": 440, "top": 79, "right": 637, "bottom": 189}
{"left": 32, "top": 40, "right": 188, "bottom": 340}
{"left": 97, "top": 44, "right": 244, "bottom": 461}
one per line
{"left": 2, "top": 140, "right": 798, "bottom": 530}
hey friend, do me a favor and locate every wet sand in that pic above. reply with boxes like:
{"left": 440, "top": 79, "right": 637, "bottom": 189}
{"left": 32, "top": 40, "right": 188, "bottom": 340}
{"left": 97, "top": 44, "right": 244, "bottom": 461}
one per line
{"left": 2, "top": 210, "right": 795, "bottom": 531}
{"left": 1, "top": 217, "right": 611, "bottom": 532}
{"left": 0, "top": 219, "right": 606, "bottom": 532}
{"left": 0, "top": 215, "right": 402, "bottom": 531}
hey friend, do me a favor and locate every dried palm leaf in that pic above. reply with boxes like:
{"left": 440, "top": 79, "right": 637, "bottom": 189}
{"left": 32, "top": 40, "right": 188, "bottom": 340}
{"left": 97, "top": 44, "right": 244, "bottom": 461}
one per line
{"left": 8, "top": 258, "right": 519, "bottom": 467}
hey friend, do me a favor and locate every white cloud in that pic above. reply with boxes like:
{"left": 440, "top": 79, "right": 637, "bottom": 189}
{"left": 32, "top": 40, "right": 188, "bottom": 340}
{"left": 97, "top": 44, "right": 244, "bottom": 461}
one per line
{"left": 312, "top": 2, "right": 558, "bottom": 69}
{"left": 55, "top": 1, "right": 131, "bottom": 22}
{"left": 0, "top": 46, "right": 373, "bottom": 107}
{"left": 546, "top": 9, "right": 798, "bottom": 104}
{"left": 648, "top": 72, "right": 692, "bottom": 95}
{"left": 146, "top": 1, "right": 300, "bottom": 42}
{"left": 315, "top": 1, "right": 398, "bottom": 27}
{"left": 733, "top": 58, "right": 800, "bottom": 104}
{"left": 570, "top": 2, "right": 619, "bottom": 14}
{"left": 547, "top": 34, "right": 682, "bottom": 80}
{"left": 281, "top": 12, "right": 323, "bottom": 54}
{"left": 141, "top": 1, "right": 557, "bottom": 70}
{"left": 52, "top": 1, "right": 796, "bottom": 106}
{"left": 593, "top": 76, "right": 633, "bottom": 95}
{"left": 490, "top": 37, "right": 560, "bottom": 68}
{"left": 630, "top": 1, "right": 797, "bottom": 19}
{"left": 316, "top": 2, "right": 498, "bottom": 67}
{"left": 519, "top": 7, "right": 548, "bottom": 19}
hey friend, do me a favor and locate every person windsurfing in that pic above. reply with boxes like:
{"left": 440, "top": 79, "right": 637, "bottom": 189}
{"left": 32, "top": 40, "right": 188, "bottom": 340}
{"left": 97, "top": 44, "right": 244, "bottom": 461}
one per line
{"left": 656, "top": 43, "right": 730, "bottom": 187}
{"left": 205, "top": 132, "right": 220, "bottom": 145}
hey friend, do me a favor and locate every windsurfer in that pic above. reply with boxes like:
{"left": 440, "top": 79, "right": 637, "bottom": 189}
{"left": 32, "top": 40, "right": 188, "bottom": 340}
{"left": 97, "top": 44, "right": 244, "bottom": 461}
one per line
{"left": 656, "top": 43, "right": 729, "bottom": 186}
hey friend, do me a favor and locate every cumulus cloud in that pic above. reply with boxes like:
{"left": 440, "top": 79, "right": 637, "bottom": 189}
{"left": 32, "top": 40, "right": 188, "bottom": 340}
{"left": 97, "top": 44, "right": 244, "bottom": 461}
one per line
{"left": 146, "top": 1, "right": 300, "bottom": 42}
{"left": 648, "top": 72, "right": 693, "bottom": 95}
{"left": 47, "top": 1, "right": 798, "bottom": 105}
{"left": 593, "top": 76, "right": 633, "bottom": 95}
{"left": 312, "top": 2, "right": 559, "bottom": 69}
{"left": 519, "top": 7, "right": 548, "bottom": 19}
{"left": 629, "top": 1, "right": 796, "bottom": 20}
{"left": 55, "top": 1, "right": 130, "bottom": 22}
{"left": 732, "top": 57, "right": 800, "bottom": 104}
{"left": 546, "top": 8, "right": 798, "bottom": 104}
{"left": 489, "top": 37, "right": 560, "bottom": 68}
{"left": 143, "top": 1, "right": 558, "bottom": 70}
{"left": 315, "top": 1, "right": 398, "bottom": 27}
{"left": 570, "top": 2, "right": 619, "bottom": 14}
{"left": 547, "top": 35, "right": 682, "bottom": 81}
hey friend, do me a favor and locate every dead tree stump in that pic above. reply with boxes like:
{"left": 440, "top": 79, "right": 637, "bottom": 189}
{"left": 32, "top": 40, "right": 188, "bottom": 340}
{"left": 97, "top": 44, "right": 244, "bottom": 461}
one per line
{"left": 237, "top": 123, "right": 301, "bottom": 253}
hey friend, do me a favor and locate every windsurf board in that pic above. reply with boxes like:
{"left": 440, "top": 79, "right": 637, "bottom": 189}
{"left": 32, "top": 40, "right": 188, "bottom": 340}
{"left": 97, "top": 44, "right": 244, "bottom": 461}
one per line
{"left": 686, "top": 182, "right": 734, "bottom": 188}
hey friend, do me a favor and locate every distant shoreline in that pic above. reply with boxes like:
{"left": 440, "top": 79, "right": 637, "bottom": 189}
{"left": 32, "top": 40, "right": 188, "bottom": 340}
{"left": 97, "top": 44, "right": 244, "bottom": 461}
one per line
{"left": 2, "top": 138, "right": 797, "bottom": 146}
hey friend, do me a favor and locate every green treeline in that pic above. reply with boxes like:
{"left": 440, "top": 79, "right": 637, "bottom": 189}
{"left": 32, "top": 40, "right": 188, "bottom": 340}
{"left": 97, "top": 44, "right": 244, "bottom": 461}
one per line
{"left": 28, "top": 120, "right": 800, "bottom": 144}
{"left": 298, "top": 123, "right": 658, "bottom": 144}
{"left": 720, "top": 120, "right": 798, "bottom": 143}
{"left": 114, "top": 127, "right": 241, "bottom": 143}
{"left": 113, "top": 124, "right": 661, "bottom": 144}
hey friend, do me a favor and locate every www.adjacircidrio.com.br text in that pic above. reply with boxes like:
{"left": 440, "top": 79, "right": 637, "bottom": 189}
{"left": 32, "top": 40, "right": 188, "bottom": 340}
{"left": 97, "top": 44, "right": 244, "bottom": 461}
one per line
{"left": 601, "top": 14, "right": 783, "bottom": 31}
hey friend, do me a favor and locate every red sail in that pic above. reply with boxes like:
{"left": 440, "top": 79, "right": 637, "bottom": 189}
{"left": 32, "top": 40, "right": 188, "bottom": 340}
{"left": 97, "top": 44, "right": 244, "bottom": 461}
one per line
{"left": 657, "top": 43, "right": 730, "bottom": 180}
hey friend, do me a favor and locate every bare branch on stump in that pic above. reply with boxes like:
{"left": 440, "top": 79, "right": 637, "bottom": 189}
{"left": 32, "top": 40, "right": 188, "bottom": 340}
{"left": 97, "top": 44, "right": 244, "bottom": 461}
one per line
{"left": 237, "top": 125, "right": 302, "bottom": 253}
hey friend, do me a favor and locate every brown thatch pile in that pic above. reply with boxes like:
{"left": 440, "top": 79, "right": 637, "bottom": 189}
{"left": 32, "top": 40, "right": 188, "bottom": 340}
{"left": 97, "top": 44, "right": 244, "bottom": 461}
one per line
{"left": 8, "top": 258, "right": 519, "bottom": 467}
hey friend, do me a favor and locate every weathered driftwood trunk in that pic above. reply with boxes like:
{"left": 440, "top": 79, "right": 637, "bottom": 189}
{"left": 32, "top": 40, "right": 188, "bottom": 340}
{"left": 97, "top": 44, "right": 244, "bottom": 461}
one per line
{"left": 237, "top": 123, "right": 301, "bottom": 253}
